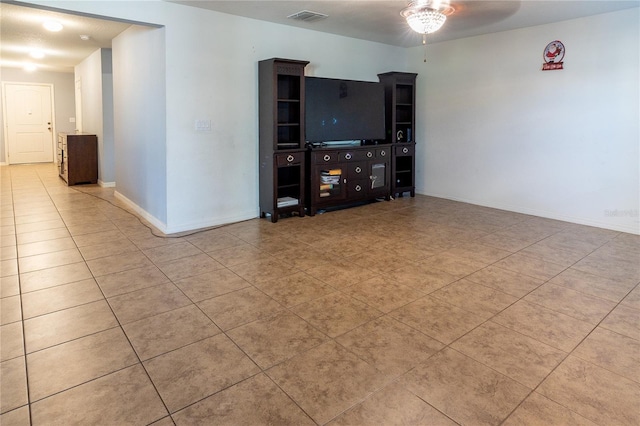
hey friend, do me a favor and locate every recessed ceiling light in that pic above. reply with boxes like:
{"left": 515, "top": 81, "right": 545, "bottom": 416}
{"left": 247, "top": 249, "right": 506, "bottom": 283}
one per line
{"left": 30, "top": 50, "right": 45, "bottom": 59}
{"left": 43, "top": 20, "right": 63, "bottom": 32}
{"left": 79, "top": 35, "right": 91, "bottom": 41}
{"left": 24, "top": 64, "right": 37, "bottom": 72}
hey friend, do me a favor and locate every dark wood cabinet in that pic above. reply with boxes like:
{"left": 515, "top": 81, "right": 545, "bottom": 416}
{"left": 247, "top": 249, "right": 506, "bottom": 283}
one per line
{"left": 259, "top": 58, "right": 309, "bottom": 222}
{"left": 378, "top": 72, "right": 417, "bottom": 197}
{"left": 57, "top": 133, "right": 98, "bottom": 186}
{"left": 307, "top": 145, "right": 390, "bottom": 216}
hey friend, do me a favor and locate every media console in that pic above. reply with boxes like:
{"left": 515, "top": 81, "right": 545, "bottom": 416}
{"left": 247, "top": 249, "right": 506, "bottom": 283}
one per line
{"left": 307, "top": 144, "right": 391, "bottom": 216}
{"left": 258, "top": 58, "right": 416, "bottom": 222}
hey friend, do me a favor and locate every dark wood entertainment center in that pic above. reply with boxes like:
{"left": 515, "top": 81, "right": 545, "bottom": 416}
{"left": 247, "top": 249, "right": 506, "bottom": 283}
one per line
{"left": 259, "top": 58, "right": 416, "bottom": 222}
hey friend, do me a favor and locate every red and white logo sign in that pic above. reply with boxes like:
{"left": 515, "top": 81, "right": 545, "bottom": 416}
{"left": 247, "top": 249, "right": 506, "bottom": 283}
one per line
{"left": 542, "top": 40, "right": 565, "bottom": 71}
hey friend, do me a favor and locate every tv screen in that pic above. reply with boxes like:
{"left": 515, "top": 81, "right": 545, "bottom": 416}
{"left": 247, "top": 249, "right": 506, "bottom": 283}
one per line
{"left": 305, "top": 77, "right": 385, "bottom": 143}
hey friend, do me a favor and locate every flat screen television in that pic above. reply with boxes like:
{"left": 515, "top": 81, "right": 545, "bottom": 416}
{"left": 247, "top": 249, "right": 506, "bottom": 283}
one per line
{"left": 305, "top": 77, "right": 385, "bottom": 144}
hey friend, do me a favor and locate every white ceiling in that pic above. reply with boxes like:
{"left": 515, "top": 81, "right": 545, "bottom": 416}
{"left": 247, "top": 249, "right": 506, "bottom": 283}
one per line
{"left": 1, "top": 0, "right": 638, "bottom": 73}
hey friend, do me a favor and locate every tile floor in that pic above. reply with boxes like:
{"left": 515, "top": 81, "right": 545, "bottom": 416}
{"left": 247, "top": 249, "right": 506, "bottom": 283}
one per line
{"left": 1, "top": 163, "right": 639, "bottom": 425}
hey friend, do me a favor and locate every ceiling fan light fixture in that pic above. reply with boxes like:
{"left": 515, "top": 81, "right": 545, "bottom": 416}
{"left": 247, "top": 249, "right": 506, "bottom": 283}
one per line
{"left": 29, "top": 50, "right": 45, "bottom": 59}
{"left": 401, "top": 0, "right": 455, "bottom": 35}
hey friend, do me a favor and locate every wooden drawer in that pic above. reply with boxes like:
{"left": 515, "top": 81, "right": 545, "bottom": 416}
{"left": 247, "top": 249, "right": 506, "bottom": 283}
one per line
{"left": 395, "top": 145, "right": 414, "bottom": 156}
{"left": 314, "top": 151, "right": 339, "bottom": 164}
{"left": 276, "top": 152, "right": 303, "bottom": 166}
{"left": 346, "top": 179, "right": 369, "bottom": 198}
{"left": 376, "top": 147, "right": 390, "bottom": 158}
{"left": 345, "top": 162, "right": 367, "bottom": 179}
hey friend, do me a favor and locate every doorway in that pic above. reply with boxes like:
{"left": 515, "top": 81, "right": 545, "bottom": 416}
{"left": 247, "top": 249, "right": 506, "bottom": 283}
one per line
{"left": 3, "top": 83, "right": 55, "bottom": 164}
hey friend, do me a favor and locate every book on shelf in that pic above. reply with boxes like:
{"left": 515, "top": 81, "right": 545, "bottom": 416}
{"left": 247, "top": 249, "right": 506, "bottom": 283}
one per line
{"left": 319, "top": 192, "right": 331, "bottom": 198}
{"left": 321, "top": 169, "right": 342, "bottom": 176}
{"left": 319, "top": 184, "right": 334, "bottom": 191}
{"left": 321, "top": 176, "right": 340, "bottom": 185}
{"left": 277, "top": 196, "right": 298, "bottom": 207}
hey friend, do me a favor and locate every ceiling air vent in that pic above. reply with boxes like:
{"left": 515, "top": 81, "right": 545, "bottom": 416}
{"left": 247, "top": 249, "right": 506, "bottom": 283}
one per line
{"left": 287, "top": 10, "right": 328, "bottom": 23}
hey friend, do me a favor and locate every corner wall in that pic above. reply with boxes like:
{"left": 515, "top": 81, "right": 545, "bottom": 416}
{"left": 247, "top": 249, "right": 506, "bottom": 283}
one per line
{"left": 411, "top": 9, "right": 639, "bottom": 234}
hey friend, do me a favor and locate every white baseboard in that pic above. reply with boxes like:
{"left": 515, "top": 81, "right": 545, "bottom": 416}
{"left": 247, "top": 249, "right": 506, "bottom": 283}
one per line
{"left": 0, "top": 162, "right": 7, "bottom": 166}
{"left": 114, "top": 190, "right": 169, "bottom": 234}
{"left": 415, "top": 188, "right": 639, "bottom": 235}
{"left": 99, "top": 180, "right": 116, "bottom": 188}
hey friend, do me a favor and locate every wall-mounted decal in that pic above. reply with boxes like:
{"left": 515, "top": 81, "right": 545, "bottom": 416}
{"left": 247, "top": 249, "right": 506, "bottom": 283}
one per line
{"left": 542, "top": 40, "right": 565, "bottom": 71}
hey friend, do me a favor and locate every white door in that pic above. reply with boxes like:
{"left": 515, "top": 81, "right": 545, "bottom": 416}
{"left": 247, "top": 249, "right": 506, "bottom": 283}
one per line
{"left": 4, "top": 83, "right": 54, "bottom": 164}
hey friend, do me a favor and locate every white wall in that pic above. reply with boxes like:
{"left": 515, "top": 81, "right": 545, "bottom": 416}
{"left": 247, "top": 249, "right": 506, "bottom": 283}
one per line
{"left": 410, "top": 9, "right": 639, "bottom": 234}
{"left": 112, "top": 25, "right": 167, "bottom": 225}
{"left": 29, "top": 0, "right": 406, "bottom": 233}
{"left": 0, "top": 68, "right": 75, "bottom": 163}
{"left": 74, "top": 48, "right": 115, "bottom": 185}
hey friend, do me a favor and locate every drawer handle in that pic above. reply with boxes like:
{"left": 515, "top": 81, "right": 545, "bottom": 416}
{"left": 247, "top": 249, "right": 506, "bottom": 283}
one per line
{"left": 367, "top": 152, "right": 373, "bottom": 158}
{"left": 323, "top": 154, "right": 331, "bottom": 162}
{"left": 355, "top": 167, "right": 362, "bottom": 173}
{"left": 345, "top": 153, "right": 352, "bottom": 160}
{"left": 380, "top": 150, "right": 386, "bottom": 156}
{"left": 402, "top": 147, "right": 409, "bottom": 154}
{"left": 286, "top": 154, "right": 294, "bottom": 163}
{"left": 355, "top": 185, "right": 362, "bottom": 191}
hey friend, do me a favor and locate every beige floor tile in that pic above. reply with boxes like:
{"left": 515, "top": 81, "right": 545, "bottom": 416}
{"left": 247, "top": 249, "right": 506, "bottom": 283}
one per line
{"left": 78, "top": 238, "right": 139, "bottom": 261}
{"left": 573, "top": 251, "right": 640, "bottom": 282}
{"left": 228, "top": 257, "right": 299, "bottom": 285}
{"left": 254, "top": 271, "right": 335, "bottom": 307}
{"left": 465, "top": 265, "right": 543, "bottom": 298}
{"left": 207, "top": 243, "right": 272, "bottom": 267}
{"left": 548, "top": 267, "right": 636, "bottom": 303}
{"left": 524, "top": 283, "right": 617, "bottom": 324}
{"left": 267, "top": 341, "right": 389, "bottom": 425}
{"left": 431, "top": 279, "right": 518, "bottom": 320}
{"left": 0, "top": 275, "right": 19, "bottom": 298}
{"left": 444, "top": 241, "right": 512, "bottom": 264}
{"left": 538, "top": 356, "right": 640, "bottom": 425}
{"left": 228, "top": 311, "right": 327, "bottom": 369}
{"left": 17, "top": 237, "right": 76, "bottom": 258}
{"left": 30, "top": 365, "right": 168, "bottom": 425}
{"left": 144, "top": 334, "right": 260, "bottom": 413}
{"left": 503, "top": 392, "right": 599, "bottom": 426}
{"left": 1, "top": 322, "right": 24, "bottom": 362}
{"left": 390, "top": 296, "right": 485, "bottom": 344}
{"left": 348, "top": 249, "right": 415, "bottom": 274}
{"left": 123, "top": 304, "right": 221, "bottom": 360}
{"left": 107, "top": 282, "right": 191, "bottom": 324}
{"left": 328, "top": 381, "right": 457, "bottom": 426}
{"left": 493, "top": 253, "right": 567, "bottom": 281}
{"left": 174, "top": 269, "right": 250, "bottom": 302}
{"left": 23, "top": 300, "right": 118, "bottom": 353}
{"left": 493, "top": 300, "right": 594, "bottom": 352}
{"left": 27, "top": 327, "right": 138, "bottom": 401}
{"left": 452, "top": 321, "right": 566, "bottom": 388}
{"left": 186, "top": 231, "right": 245, "bottom": 253}
{"left": 0, "top": 356, "right": 28, "bottom": 414}
{"left": 15, "top": 219, "right": 66, "bottom": 235}
{"left": 149, "top": 416, "right": 175, "bottom": 426}
{"left": 419, "top": 253, "right": 487, "bottom": 279}
{"left": 15, "top": 228, "right": 71, "bottom": 245}
{"left": 402, "top": 348, "right": 530, "bottom": 426}
{"left": 0, "top": 259, "right": 17, "bottom": 277}
{"left": 18, "top": 247, "right": 84, "bottom": 273}
{"left": 86, "top": 250, "right": 154, "bottom": 277}
{"left": 173, "top": 373, "right": 314, "bottom": 426}
{"left": 622, "top": 285, "right": 640, "bottom": 310}
{"left": 21, "top": 279, "right": 103, "bottom": 319}
{"left": 305, "top": 258, "right": 380, "bottom": 288}
{"left": 66, "top": 221, "right": 119, "bottom": 236}
{"left": 291, "top": 292, "right": 381, "bottom": 338}
{"left": 600, "top": 304, "right": 640, "bottom": 340}
{"left": 0, "top": 405, "right": 30, "bottom": 426}
{"left": 71, "top": 229, "right": 128, "bottom": 247}
{"left": 573, "top": 327, "right": 640, "bottom": 383}
{"left": 0, "top": 245, "right": 17, "bottom": 261}
{"left": 343, "top": 274, "right": 424, "bottom": 313}
{"left": 197, "top": 287, "right": 283, "bottom": 331}
{"left": 1, "top": 295, "right": 21, "bottom": 325}
{"left": 519, "top": 242, "right": 591, "bottom": 267}
{"left": 336, "top": 316, "right": 443, "bottom": 376}
{"left": 383, "top": 263, "right": 458, "bottom": 294}
{"left": 143, "top": 241, "right": 202, "bottom": 263}
{"left": 19, "top": 262, "right": 93, "bottom": 293}
{"left": 95, "top": 264, "right": 170, "bottom": 298}
{"left": 156, "top": 253, "right": 224, "bottom": 281}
